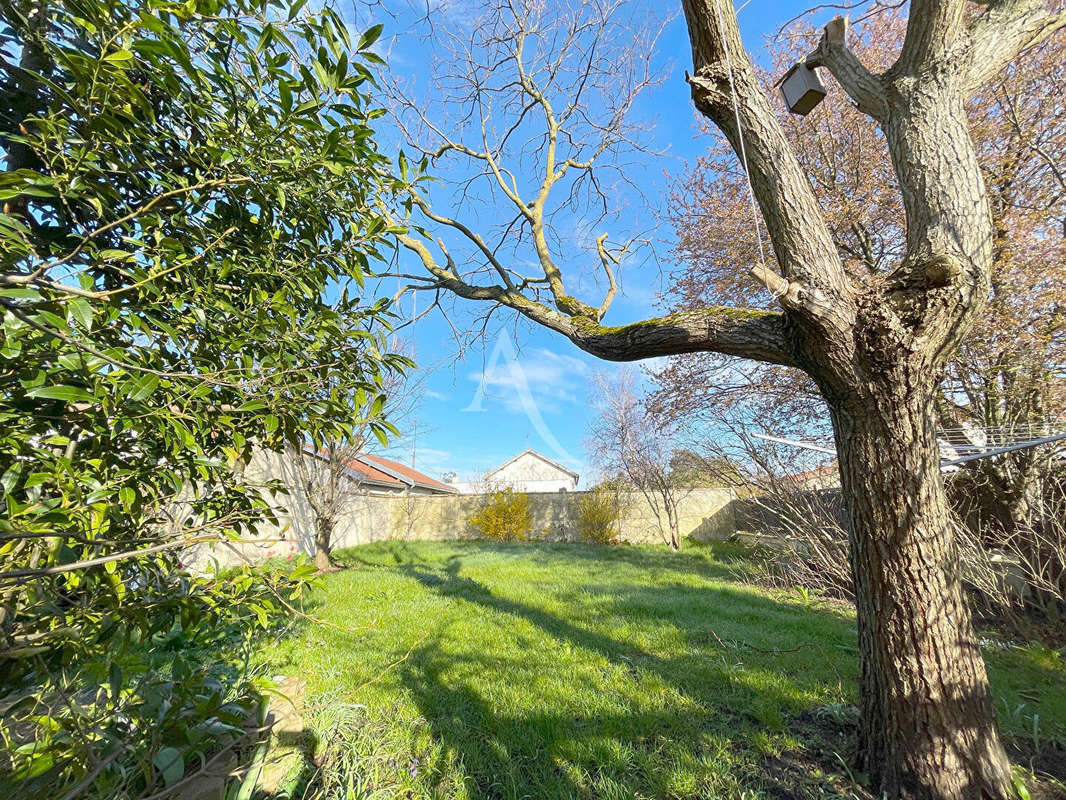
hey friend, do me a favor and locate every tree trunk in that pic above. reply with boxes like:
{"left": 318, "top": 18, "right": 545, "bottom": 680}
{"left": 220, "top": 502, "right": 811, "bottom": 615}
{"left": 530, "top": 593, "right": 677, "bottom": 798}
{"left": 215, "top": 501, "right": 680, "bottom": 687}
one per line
{"left": 667, "top": 499, "right": 680, "bottom": 551}
{"left": 314, "top": 518, "right": 334, "bottom": 571}
{"left": 829, "top": 382, "right": 1014, "bottom": 799}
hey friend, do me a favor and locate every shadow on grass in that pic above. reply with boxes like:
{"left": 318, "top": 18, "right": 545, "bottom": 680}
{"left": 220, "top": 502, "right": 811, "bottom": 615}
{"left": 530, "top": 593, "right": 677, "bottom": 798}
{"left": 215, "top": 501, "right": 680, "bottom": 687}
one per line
{"left": 522, "top": 537, "right": 748, "bottom": 580}
{"left": 392, "top": 553, "right": 863, "bottom": 798}
{"left": 289, "top": 541, "right": 1066, "bottom": 798}
{"left": 336, "top": 537, "right": 749, "bottom": 586}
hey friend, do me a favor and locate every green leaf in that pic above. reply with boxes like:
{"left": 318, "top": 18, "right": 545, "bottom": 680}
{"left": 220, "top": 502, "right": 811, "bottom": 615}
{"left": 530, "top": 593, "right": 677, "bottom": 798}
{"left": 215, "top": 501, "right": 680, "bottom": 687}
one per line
{"left": 279, "top": 80, "right": 292, "bottom": 114}
{"left": 98, "top": 248, "right": 135, "bottom": 261}
{"left": 68, "top": 298, "right": 93, "bottom": 330}
{"left": 251, "top": 604, "right": 268, "bottom": 627}
{"left": 109, "top": 662, "right": 122, "bottom": 699}
{"left": 357, "top": 24, "right": 383, "bottom": 51}
{"left": 0, "top": 463, "right": 22, "bottom": 495}
{"left": 372, "top": 424, "right": 388, "bottom": 448}
{"left": 128, "top": 374, "right": 160, "bottom": 402}
{"left": 103, "top": 49, "right": 135, "bottom": 63}
{"left": 26, "top": 385, "right": 94, "bottom": 403}
{"left": 0, "top": 288, "right": 42, "bottom": 300}
{"left": 153, "top": 746, "right": 184, "bottom": 786}
{"left": 23, "top": 472, "right": 51, "bottom": 488}
{"left": 311, "top": 59, "right": 332, "bottom": 91}
{"left": 325, "top": 9, "right": 351, "bottom": 50}
{"left": 14, "top": 752, "right": 54, "bottom": 780}
{"left": 288, "top": 563, "right": 317, "bottom": 581}
{"left": 287, "top": 0, "right": 310, "bottom": 20}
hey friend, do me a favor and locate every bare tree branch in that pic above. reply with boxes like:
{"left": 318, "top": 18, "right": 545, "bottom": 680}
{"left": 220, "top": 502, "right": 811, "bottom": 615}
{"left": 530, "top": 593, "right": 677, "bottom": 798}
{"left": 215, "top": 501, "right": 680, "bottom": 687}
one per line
{"left": 594, "top": 232, "right": 619, "bottom": 319}
{"left": 807, "top": 16, "right": 888, "bottom": 120}
{"left": 394, "top": 217, "right": 793, "bottom": 365}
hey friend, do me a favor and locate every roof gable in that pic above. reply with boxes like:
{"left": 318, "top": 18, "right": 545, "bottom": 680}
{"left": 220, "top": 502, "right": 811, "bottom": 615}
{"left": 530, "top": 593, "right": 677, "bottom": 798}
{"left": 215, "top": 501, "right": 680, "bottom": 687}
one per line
{"left": 485, "top": 449, "right": 579, "bottom": 481}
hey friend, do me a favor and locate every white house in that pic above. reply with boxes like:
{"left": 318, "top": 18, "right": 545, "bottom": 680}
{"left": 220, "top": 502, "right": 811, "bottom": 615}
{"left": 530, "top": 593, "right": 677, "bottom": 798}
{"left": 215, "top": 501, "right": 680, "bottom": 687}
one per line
{"left": 451, "top": 449, "right": 579, "bottom": 493}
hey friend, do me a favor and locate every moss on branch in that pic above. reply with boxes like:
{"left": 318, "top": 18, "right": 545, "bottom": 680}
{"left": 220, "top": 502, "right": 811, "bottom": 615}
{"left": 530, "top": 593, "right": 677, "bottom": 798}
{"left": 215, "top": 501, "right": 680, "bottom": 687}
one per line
{"left": 571, "top": 307, "right": 778, "bottom": 337}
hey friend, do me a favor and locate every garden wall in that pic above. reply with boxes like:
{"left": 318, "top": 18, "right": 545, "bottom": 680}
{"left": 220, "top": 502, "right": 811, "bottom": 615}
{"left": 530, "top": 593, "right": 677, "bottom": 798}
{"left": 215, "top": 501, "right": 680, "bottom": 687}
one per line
{"left": 185, "top": 485, "right": 738, "bottom": 570}
{"left": 730, "top": 489, "right": 847, "bottom": 535}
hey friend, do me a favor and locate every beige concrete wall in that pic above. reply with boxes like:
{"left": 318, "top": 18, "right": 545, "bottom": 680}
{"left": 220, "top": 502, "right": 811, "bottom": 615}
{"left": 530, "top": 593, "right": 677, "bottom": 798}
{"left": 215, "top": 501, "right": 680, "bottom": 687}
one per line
{"left": 186, "top": 479, "right": 737, "bottom": 570}
{"left": 332, "top": 487, "right": 736, "bottom": 547}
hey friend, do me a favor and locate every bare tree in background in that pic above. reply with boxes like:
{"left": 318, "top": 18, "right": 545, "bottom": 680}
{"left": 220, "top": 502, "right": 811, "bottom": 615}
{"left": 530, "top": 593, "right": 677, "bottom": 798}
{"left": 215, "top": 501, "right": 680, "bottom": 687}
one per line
{"left": 382, "top": 0, "right": 1066, "bottom": 796}
{"left": 282, "top": 346, "right": 425, "bottom": 570}
{"left": 586, "top": 368, "right": 690, "bottom": 550}
{"left": 651, "top": 357, "right": 831, "bottom": 487}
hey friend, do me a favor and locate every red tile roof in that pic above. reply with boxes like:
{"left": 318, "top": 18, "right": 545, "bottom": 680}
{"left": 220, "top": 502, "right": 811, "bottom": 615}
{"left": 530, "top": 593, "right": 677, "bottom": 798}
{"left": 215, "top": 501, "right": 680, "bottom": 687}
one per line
{"left": 342, "top": 455, "right": 403, "bottom": 486}
{"left": 787, "top": 464, "right": 838, "bottom": 483}
{"left": 306, "top": 447, "right": 456, "bottom": 494}
{"left": 359, "top": 453, "right": 457, "bottom": 493}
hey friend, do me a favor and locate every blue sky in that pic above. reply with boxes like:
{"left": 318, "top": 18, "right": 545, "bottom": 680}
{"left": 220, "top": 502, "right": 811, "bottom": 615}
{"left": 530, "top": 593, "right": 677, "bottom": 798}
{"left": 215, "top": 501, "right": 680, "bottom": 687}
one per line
{"left": 361, "top": 1, "right": 828, "bottom": 485}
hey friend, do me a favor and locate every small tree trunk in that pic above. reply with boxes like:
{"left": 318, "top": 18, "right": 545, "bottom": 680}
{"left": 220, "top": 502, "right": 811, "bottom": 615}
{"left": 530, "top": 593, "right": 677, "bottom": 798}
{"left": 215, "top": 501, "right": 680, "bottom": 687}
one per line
{"left": 314, "top": 518, "right": 334, "bottom": 571}
{"left": 667, "top": 500, "right": 680, "bottom": 550}
{"left": 830, "top": 385, "right": 1014, "bottom": 799}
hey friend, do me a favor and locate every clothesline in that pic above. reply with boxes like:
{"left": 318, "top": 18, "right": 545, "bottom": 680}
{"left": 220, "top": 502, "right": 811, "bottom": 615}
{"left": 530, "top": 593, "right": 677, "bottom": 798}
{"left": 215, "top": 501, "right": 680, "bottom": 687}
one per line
{"left": 752, "top": 427, "right": 1066, "bottom": 469}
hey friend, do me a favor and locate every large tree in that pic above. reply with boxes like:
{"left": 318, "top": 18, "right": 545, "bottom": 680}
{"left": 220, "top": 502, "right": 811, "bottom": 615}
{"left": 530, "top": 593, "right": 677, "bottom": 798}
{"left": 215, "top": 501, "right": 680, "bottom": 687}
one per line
{"left": 386, "top": 1, "right": 1066, "bottom": 796}
{"left": 660, "top": 11, "right": 1066, "bottom": 536}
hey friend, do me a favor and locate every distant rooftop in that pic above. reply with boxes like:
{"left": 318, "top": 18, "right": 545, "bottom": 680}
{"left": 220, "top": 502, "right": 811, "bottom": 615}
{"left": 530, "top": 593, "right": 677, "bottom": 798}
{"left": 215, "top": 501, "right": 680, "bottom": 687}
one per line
{"left": 485, "top": 448, "right": 580, "bottom": 481}
{"left": 307, "top": 448, "right": 457, "bottom": 494}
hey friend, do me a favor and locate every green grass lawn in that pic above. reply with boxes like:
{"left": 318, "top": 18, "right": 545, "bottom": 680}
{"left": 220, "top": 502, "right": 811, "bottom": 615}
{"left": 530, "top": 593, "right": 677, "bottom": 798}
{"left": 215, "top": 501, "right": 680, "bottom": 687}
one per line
{"left": 260, "top": 540, "right": 1066, "bottom": 799}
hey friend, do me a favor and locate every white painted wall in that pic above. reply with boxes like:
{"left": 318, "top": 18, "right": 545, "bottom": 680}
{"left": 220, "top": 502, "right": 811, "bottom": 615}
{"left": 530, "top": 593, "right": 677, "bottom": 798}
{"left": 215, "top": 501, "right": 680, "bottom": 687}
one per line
{"left": 481, "top": 451, "right": 578, "bottom": 493}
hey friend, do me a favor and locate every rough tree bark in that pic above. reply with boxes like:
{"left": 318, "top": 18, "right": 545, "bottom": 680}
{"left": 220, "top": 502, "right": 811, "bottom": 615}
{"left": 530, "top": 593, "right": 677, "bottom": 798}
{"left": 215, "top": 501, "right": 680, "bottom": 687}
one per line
{"left": 828, "top": 375, "right": 1012, "bottom": 796}
{"left": 390, "top": 2, "right": 1066, "bottom": 796}
{"left": 677, "top": 5, "right": 1063, "bottom": 795}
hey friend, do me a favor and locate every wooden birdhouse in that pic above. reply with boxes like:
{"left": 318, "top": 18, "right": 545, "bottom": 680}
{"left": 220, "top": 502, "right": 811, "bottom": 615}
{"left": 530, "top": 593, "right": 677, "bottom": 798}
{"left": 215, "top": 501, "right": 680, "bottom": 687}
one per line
{"left": 778, "top": 61, "right": 827, "bottom": 116}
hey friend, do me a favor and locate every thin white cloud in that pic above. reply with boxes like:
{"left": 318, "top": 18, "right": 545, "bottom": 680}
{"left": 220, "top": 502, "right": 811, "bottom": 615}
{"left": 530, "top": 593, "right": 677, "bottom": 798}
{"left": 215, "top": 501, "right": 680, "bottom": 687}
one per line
{"left": 467, "top": 347, "right": 589, "bottom": 414}
{"left": 462, "top": 335, "right": 588, "bottom": 465}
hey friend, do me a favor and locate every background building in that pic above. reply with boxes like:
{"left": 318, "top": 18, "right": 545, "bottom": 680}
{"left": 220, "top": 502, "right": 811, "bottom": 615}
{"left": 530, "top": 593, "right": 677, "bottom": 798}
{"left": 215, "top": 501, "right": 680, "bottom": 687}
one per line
{"left": 449, "top": 449, "right": 579, "bottom": 493}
